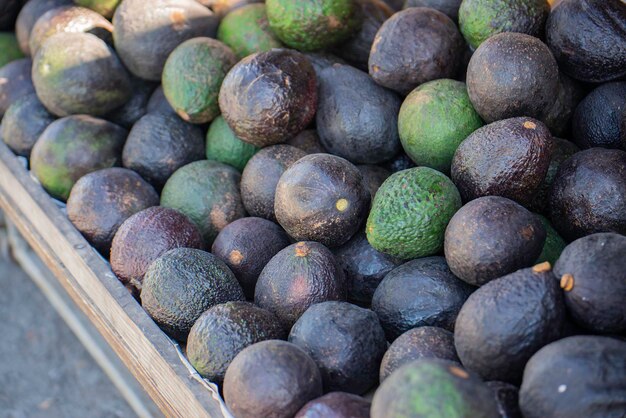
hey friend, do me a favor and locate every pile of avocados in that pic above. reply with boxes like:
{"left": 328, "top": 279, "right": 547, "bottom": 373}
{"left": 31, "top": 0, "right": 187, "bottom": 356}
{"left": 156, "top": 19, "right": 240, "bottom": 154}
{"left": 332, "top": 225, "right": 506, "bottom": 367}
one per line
{"left": 2, "top": 0, "right": 626, "bottom": 417}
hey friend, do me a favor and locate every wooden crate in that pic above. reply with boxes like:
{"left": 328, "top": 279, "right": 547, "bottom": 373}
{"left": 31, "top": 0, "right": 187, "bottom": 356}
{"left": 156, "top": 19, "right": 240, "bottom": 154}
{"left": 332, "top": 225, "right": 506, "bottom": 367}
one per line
{"left": 0, "top": 142, "right": 231, "bottom": 418}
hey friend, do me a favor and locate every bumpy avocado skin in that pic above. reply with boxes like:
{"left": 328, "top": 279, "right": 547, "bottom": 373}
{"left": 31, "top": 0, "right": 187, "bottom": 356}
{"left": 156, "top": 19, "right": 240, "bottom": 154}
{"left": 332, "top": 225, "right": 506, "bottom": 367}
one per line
{"left": 399, "top": 79, "right": 483, "bottom": 174}
{"left": 266, "top": 0, "right": 362, "bottom": 51}
{"left": 206, "top": 116, "right": 260, "bottom": 171}
{"left": 1, "top": 94, "right": 55, "bottom": 157}
{"left": 0, "top": 32, "right": 24, "bottom": 68}
{"left": 217, "top": 4, "right": 283, "bottom": 59}
{"left": 294, "top": 392, "right": 370, "bottom": 418}
{"left": 366, "top": 167, "right": 462, "bottom": 260}
{"left": 458, "top": 0, "right": 550, "bottom": 49}
{"left": 30, "top": 115, "right": 126, "bottom": 201}
{"left": 162, "top": 37, "right": 237, "bottom": 124}
{"left": 371, "top": 359, "right": 501, "bottom": 418}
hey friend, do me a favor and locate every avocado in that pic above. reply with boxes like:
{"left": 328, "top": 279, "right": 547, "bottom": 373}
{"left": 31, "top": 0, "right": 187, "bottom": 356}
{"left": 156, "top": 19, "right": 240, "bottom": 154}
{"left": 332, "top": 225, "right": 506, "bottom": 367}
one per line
{"left": 110, "top": 206, "right": 204, "bottom": 291}
{"left": 622, "top": 108, "right": 626, "bottom": 149}
{"left": 160, "top": 160, "right": 246, "bottom": 245}
{"left": 549, "top": 148, "right": 626, "bottom": 240}
{"left": 383, "top": 151, "right": 416, "bottom": 173}
{"left": 28, "top": 5, "right": 114, "bottom": 55}
{"left": 15, "top": 0, "right": 72, "bottom": 55}
{"left": 0, "top": 0, "right": 23, "bottom": 31}
{"left": 303, "top": 52, "right": 348, "bottom": 80}
{"left": 316, "top": 64, "right": 401, "bottom": 164}
{"left": 30, "top": 115, "right": 126, "bottom": 201}
{"left": 554, "top": 233, "right": 626, "bottom": 334}
{"left": 217, "top": 4, "right": 283, "bottom": 59}
{"left": 527, "top": 137, "right": 579, "bottom": 214}
{"left": 380, "top": 326, "right": 460, "bottom": 382}
{"left": 371, "top": 359, "right": 500, "bottom": 418}
{"left": 32, "top": 32, "right": 131, "bottom": 117}
{"left": 218, "top": 49, "right": 317, "bottom": 147}
{"left": 289, "top": 301, "right": 386, "bottom": 394}
{"left": 211, "top": 217, "right": 291, "bottom": 299}
{"left": 368, "top": 7, "right": 463, "bottom": 95}
{"left": 204, "top": 0, "right": 263, "bottom": 17}
{"left": 255, "top": 241, "right": 347, "bottom": 328}
{"left": 444, "top": 196, "right": 546, "bottom": 286}
{"left": 0, "top": 32, "right": 24, "bottom": 68}
{"left": 455, "top": 264, "right": 565, "bottom": 383}
{"left": 357, "top": 164, "right": 390, "bottom": 199}
{"left": 121, "top": 113, "right": 205, "bottom": 189}
{"left": 286, "top": 130, "right": 327, "bottom": 154}
{"left": 295, "top": 392, "right": 371, "bottom": 418}
{"left": 458, "top": 0, "right": 549, "bottom": 49}
{"left": 73, "top": 0, "right": 121, "bottom": 18}
{"left": 334, "top": 0, "right": 393, "bottom": 70}
{"left": 399, "top": 79, "right": 483, "bottom": 174}
{"left": 546, "top": 0, "right": 626, "bottom": 83}
{"left": 1, "top": 93, "right": 55, "bottom": 157}
{"left": 112, "top": 0, "right": 218, "bottom": 81}
{"left": 186, "top": 301, "right": 286, "bottom": 383}
{"left": 519, "top": 336, "right": 626, "bottom": 418}
{"left": 538, "top": 72, "right": 585, "bottom": 138}
{"left": 466, "top": 33, "right": 558, "bottom": 123}
{"left": 162, "top": 37, "right": 236, "bottom": 124}
{"left": 66, "top": 168, "right": 159, "bottom": 254}
{"left": 275, "top": 153, "right": 370, "bottom": 247}
{"left": 333, "top": 230, "right": 401, "bottom": 305}
{"left": 105, "top": 77, "right": 157, "bottom": 129}
{"left": 266, "top": 0, "right": 361, "bottom": 51}
{"left": 486, "top": 382, "right": 522, "bottom": 418}
{"left": 366, "top": 167, "right": 462, "bottom": 260}
{"left": 0, "top": 58, "right": 35, "bottom": 116}
{"left": 205, "top": 116, "right": 260, "bottom": 172}
{"left": 372, "top": 257, "right": 474, "bottom": 340}
{"left": 404, "top": 0, "right": 462, "bottom": 21}
{"left": 571, "top": 82, "right": 626, "bottom": 150}
{"left": 240, "top": 144, "right": 307, "bottom": 221}
{"left": 141, "top": 248, "right": 245, "bottom": 341}
{"left": 224, "top": 340, "right": 322, "bottom": 418}
{"left": 146, "top": 85, "right": 176, "bottom": 116}
{"left": 451, "top": 117, "right": 552, "bottom": 205}
{"left": 535, "top": 215, "right": 566, "bottom": 265}
{"left": 384, "top": 0, "right": 404, "bottom": 9}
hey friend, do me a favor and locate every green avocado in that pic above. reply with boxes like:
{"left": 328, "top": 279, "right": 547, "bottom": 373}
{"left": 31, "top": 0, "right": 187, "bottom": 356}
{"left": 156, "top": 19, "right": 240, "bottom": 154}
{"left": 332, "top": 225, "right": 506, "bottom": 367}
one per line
{"left": 266, "top": 0, "right": 362, "bottom": 51}
{"left": 399, "top": 79, "right": 483, "bottom": 174}
{"left": 366, "top": 167, "right": 462, "bottom": 260}
{"left": 73, "top": 0, "right": 121, "bottom": 18}
{"left": 535, "top": 215, "right": 565, "bottom": 265}
{"left": 206, "top": 116, "right": 260, "bottom": 171}
{"left": 217, "top": 4, "right": 283, "bottom": 59}
{"left": 0, "top": 32, "right": 24, "bottom": 68}
{"left": 161, "top": 37, "right": 237, "bottom": 124}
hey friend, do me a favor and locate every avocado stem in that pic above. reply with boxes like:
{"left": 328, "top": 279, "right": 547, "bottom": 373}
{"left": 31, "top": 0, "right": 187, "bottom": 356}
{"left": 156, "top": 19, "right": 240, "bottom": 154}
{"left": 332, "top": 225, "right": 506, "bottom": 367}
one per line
{"left": 532, "top": 261, "right": 551, "bottom": 273}
{"left": 560, "top": 274, "right": 574, "bottom": 292}
{"left": 295, "top": 242, "right": 310, "bottom": 257}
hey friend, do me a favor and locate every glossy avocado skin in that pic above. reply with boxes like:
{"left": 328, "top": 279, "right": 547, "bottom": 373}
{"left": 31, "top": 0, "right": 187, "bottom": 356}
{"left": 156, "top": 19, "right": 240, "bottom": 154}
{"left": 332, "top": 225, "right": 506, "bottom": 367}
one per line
{"left": 110, "top": 206, "right": 204, "bottom": 291}
{"left": 294, "top": 392, "right": 370, "bottom": 418}
{"left": 15, "top": 0, "right": 73, "bottom": 55}
{"left": 379, "top": 326, "right": 460, "bottom": 382}
{"left": 66, "top": 167, "right": 159, "bottom": 255}
{"left": 316, "top": 64, "right": 401, "bottom": 164}
{"left": 218, "top": 49, "right": 317, "bottom": 147}
{"left": 466, "top": 33, "right": 558, "bottom": 123}
{"left": 0, "top": 58, "right": 35, "bottom": 117}
{"left": 572, "top": 82, "right": 626, "bottom": 150}
{"left": 255, "top": 241, "right": 347, "bottom": 328}
{"left": 105, "top": 78, "right": 157, "bottom": 129}
{"left": 333, "top": 230, "right": 401, "bottom": 306}
{"left": 486, "top": 381, "right": 522, "bottom": 418}
{"left": 275, "top": 154, "right": 370, "bottom": 247}
{"left": 211, "top": 217, "right": 291, "bottom": 299}
{"left": 223, "top": 340, "right": 323, "bottom": 418}
{"left": 186, "top": 301, "right": 286, "bottom": 383}
{"left": 546, "top": 0, "right": 626, "bottom": 83}
{"left": 520, "top": 336, "right": 626, "bottom": 418}
{"left": 554, "top": 233, "right": 626, "bottom": 334}
{"left": 141, "top": 248, "right": 245, "bottom": 341}
{"left": 445, "top": 196, "right": 546, "bottom": 286}
{"left": 549, "top": 148, "right": 626, "bottom": 240}
{"left": 1, "top": 94, "right": 55, "bottom": 157}
{"left": 451, "top": 117, "right": 552, "bottom": 205}
{"left": 372, "top": 256, "right": 474, "bottom": 340}
{"left": 368, "top": 7, "right": 463, "bottom": 95}
{"left": 454, "top": 266, "right": 565, "bottom": 384}
{"left": 240, "top": 144, "right": 307, "bottom": 221}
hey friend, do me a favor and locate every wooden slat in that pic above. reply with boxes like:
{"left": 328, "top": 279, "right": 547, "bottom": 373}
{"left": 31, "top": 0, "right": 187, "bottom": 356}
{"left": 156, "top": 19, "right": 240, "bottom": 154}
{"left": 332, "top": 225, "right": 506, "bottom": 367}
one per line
{"left": 0, "top": 143, "right": 228, "bottom": 418}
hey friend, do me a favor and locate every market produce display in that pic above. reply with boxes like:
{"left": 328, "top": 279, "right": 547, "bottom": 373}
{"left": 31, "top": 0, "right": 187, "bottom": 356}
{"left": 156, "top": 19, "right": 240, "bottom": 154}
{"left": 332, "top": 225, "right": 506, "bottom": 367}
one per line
{"left": 1, "top": 0, "right": 626, "bottom": 417}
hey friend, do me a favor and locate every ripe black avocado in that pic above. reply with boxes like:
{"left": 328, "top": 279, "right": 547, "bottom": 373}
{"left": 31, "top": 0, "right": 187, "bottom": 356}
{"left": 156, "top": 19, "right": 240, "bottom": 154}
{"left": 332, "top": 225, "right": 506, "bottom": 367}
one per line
{"left": 405, "top": 0, "right": 462, "bottom": 21}
{"left": 539, "top": 72, "right": 585, "bottom": 138}
{"left": 294, "top": 392, "right": 370, "bottom": 418}
{"left": 519, "top": 336, "right": 626, "bottom": 418}
{"left": 0, "top": 58, "right": 35, "bottom": 116}
{"left": 285, "top": 130, "right": 327, "bottom": 154}
{"left": 106, "top": 77, "right": 157, "bottom": 129}
{"left": 0, "top": 93, "right": 55, "bottom": 157}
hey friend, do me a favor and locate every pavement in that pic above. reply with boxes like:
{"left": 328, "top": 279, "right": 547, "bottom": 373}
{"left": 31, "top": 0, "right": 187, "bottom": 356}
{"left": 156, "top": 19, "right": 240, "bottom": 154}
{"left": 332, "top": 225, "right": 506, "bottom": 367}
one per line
{"left": 0, "top": 257, "right": 136, "bottom": 418}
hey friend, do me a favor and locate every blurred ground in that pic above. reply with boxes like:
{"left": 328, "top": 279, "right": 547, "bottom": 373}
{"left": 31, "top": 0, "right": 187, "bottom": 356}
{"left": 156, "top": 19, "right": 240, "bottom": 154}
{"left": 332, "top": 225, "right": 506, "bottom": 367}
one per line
{"left": 0, "top": 259, "right": 136, "bottom": 418}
